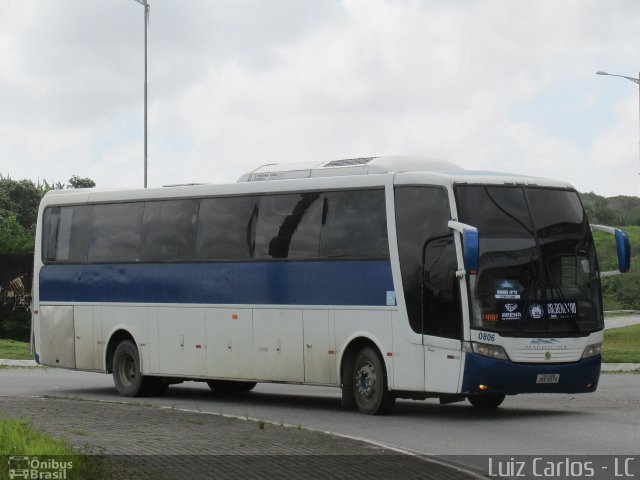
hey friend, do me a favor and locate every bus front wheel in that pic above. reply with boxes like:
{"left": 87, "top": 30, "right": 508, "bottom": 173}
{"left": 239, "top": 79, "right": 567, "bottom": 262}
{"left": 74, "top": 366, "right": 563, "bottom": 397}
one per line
{"left": 112, "top": 340, "right": 153, "bottom": 397}
{"left": 352, "top": 346, "right": 395, "bottom": 415}
{"left": 467, "top": 393, "right": 506, "bottom": 409}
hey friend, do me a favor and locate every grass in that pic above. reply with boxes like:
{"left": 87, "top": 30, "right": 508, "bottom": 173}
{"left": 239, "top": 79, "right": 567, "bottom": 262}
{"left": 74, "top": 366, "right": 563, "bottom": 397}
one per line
{"left": 0, "top": 338, "right": 31, "bottom": 360}
{"left": 0, "top": 416, "right": 116, "bottom": 479}
{"left": 0, "top": 417, "right": 75, "bottom": 456}
{"left": 603, "top": 324, "right": 640, "bottom": 363}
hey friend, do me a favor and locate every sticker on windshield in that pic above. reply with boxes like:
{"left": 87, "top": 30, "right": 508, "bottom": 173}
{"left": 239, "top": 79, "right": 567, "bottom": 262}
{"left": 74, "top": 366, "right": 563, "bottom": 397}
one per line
{"left": 528, "top": 303, "right": 545, "bottom": 319}
{"left": 547, "top": 301, "right": 578, "bottom": 320}
{"left": 497, "top": 301, "right": 522, "bottom": 321}
{"left": 494, "top": 280, "right": 520, "bottom": 300}
{"left": 524, "top": 301, "right": 578, "bottom": 321}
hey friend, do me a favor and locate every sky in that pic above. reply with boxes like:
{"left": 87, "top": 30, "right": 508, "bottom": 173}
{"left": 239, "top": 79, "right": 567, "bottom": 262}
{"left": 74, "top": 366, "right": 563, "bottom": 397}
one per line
{"left": 0, "top": 0, "right": 639, "bottom": 197}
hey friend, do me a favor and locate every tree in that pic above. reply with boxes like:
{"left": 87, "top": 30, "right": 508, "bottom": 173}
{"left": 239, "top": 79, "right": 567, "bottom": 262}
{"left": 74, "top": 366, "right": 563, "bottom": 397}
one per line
{"left": 592, "top": 198, "right": 619, "bottom": 225}
{"left": 68, "top": 175, "right": 96, "bottom": 189}
{"left": 0, "top": 177, "right": 41, "bottom": 232}
{"left": 0, "top": 215, "right": 34, "bottom": 253}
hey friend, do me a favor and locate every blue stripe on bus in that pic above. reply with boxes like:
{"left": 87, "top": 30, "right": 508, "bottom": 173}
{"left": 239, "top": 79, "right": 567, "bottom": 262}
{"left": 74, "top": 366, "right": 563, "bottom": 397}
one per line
{"left": 39, "top": 260, "right": 394, "bottom": 306}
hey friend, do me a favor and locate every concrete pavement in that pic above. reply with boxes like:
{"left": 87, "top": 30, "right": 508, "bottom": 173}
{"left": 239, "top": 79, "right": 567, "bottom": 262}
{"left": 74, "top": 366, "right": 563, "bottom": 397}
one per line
{"left": 0, "top": 395, "right": 479, "bottom": 480}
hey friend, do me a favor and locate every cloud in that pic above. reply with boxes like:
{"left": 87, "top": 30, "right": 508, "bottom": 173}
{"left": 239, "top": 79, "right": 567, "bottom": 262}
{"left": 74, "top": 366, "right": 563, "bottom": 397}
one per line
{"left": 1, "top": 0, "right": 639, "bottom": 196}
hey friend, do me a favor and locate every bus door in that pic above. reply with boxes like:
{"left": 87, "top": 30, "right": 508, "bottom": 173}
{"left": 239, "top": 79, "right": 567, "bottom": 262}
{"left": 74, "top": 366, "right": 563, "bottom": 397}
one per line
{"left": 421, "top": 234, "right": 463, "bottom": 393}
{"left": 394, "top": 186, "right": 463, "bottom": 393}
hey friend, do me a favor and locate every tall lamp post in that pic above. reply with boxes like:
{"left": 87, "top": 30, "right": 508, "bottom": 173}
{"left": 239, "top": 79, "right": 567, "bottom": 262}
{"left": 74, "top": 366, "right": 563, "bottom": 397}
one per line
{"left": 596, "top": 70, "right": 640, "bottom": 195}
{"left": 133, "top": 0, "right": 150, "bottom": 188}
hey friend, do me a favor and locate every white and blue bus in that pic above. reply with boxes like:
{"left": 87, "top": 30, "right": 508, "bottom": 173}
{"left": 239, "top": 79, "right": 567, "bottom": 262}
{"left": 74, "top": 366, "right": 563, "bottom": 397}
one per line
{"left": 31, "top": 156, "right": 630, "bottom": 414}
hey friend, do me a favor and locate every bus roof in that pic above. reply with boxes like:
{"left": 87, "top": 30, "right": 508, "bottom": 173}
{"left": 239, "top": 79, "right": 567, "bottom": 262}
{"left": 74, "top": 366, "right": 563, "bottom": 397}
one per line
{"left": 41, "top": 155, "right": 574, "bottom": 206}
{"left": 238, "top": 155, "right": 573, "bottom": 189}
{"left": 237, "top": 155, "right": 463, "bottom": 182}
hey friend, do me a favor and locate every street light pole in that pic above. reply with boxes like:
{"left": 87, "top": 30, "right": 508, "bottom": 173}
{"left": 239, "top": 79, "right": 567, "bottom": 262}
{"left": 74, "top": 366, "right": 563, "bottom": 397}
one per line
{"left": 596, "top": 70, "right": 640, "bottom": 196}
{"left": 133, "top": 0, "right": 150, "bottom": 188}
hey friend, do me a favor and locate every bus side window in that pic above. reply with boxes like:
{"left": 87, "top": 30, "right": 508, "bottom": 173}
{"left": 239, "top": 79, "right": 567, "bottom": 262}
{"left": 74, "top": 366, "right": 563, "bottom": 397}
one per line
{"left": 320, "top": 190, "right": 389, "bottom": 259}
{"left": 42, "top": 207, "right": 59, "bottom": 262}
{"left": 394, "top": 186, "right": 461, "bottom": 339}
{"left": 88, "top": 203, "right": 144, "bottom": 263}
{"left": 254, "top": 192, "right": 322, "bottom": 259}
{"left": 287, "top": 193, "right": 323, "bottom": 258}
{"left": 56, "top": 205, "right": 92, "bottom": 262}
{"left": 422, "top": 237, "right": 461, "bottom": 339}
{"left": 197, "top": 196, "right": 258, "bottom": 260}
{"left": 142, "top": 200, "right": 198, "bottom": 261}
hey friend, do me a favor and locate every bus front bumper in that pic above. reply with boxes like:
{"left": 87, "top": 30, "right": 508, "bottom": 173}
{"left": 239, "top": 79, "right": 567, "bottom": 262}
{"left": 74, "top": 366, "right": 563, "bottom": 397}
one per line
{"left": 461, "top": 353, "right": 601, "bottom": 395}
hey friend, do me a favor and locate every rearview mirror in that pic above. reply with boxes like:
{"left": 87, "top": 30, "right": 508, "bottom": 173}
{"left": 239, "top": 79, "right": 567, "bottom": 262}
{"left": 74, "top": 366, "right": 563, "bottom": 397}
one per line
{"left": 591, "top": 225, "right": 631, "bottom": 276}
{"left": 448, "top": 221, "right": 479, "bottom": 274}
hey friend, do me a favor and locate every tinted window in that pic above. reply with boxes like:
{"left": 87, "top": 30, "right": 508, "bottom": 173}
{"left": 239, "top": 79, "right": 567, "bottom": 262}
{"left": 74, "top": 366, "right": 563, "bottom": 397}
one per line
{"left": 88, "top": 203, "right": 144, "bottom": 262}
{"left": 288, "top": 194, "right": 323, "bottom": 258}
{"left": 42, "top": 208, "right": 59, "bottom": 262}
{"left": 197, "top": 196, "right": 258, "bottom": 260}
{"left": 526, "top": 188, "right": 586, "bottom": 239}
{"left": 254, "top": 193, "right": 322, "bottom": 259}
{"left": 56, "top": 205, "right": 92, "bottom": 262}
{"left": 395, "top": 186, "right": 461, "bottom": 338}
{"left": 457, "top": 186, "right": 532, "bottom": 239}
{"left": 141, "top": 200, "right": 198, "bottom": 261}
{"left": 320, "top": 190, "right": 388, "bottom": 258}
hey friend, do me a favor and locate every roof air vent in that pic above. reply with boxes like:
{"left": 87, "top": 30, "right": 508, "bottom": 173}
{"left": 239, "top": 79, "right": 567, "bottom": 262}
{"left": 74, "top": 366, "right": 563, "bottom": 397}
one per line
{"left": 322, "top": 157, "right": 376, "bottom": 168}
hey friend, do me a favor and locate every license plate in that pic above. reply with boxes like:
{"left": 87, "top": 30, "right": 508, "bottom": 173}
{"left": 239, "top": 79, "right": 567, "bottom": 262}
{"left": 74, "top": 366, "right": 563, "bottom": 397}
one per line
{"left": 536, "top": 374, "right": 560, "bottom": 384}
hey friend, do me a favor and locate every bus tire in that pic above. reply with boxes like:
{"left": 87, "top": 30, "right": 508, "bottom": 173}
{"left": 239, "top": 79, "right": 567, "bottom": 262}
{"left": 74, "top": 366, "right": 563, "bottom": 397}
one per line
{"left": 150, "top": 377, "right": 169, "bottom": 396}
{"left": 206, "top": 380, "right": 257, "bottom": 393}
{"left": 112, "top": 340, "right": 152, "bottom": 397}
{"left": 467, "top": 394, "right": 506, "bottom": 409}
{"left": 341, "top": 386, "right": 357, "bottom": 409}
{"left": 352, "top": 346, "right": 395, "bottom": 415}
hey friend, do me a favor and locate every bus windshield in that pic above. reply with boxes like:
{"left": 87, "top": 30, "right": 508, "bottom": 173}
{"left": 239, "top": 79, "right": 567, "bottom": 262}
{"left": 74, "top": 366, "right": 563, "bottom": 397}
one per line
{"left": 455, "top": 185, "right": 603, "bottom": 337}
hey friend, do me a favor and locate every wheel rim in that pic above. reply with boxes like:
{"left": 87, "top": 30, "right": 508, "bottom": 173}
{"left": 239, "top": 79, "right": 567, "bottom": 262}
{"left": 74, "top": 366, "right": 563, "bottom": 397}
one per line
{"left": 356, "top": 362, "right": 377, "bottom": 400}
{"left": 118, "top": 353, "right": 136, "bottom": 387}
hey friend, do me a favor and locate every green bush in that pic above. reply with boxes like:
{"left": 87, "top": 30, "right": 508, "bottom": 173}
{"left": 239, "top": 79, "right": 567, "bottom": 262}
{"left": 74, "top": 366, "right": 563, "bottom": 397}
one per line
{"left": 0, "top": 311, "right": 31, "bottom": 342}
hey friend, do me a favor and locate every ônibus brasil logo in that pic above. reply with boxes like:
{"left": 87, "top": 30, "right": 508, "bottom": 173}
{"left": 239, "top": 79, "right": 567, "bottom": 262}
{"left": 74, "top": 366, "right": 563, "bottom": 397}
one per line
{"left": 8, "top": 456, "right": 73, "bottom": 480}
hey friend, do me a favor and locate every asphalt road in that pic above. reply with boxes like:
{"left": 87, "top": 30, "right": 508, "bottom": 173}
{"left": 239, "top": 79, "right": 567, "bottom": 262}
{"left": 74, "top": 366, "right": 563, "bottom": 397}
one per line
{"left": 605, "top": 314, "right": 640, "bottom": 329}
{"left": 1, "top": 367, "right": 638, "bottom": 475}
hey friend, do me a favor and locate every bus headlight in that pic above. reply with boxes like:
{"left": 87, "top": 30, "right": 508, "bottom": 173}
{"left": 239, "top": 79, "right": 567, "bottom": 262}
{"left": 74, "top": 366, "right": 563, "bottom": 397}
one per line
{"left": 581, "top": 342, "right": 602, "bottom": 359}
{"left": 471, "top": 342, "right": 510, "bottom": 361}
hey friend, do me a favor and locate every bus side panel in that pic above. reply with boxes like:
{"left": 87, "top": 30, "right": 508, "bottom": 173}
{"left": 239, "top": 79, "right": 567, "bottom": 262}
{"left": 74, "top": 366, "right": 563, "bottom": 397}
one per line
{"left": 303, "top": 310, "right": 335, "bottom": 385}
{"left": 252, "top": 309, "right": 304, "bottom": 382}
{"left": 74, "top": 306, "right": 94, "bottom": 370}
{"left": 391, "top": 311, "right": 424, "bottom": 391}
{"left": 206, "top": 308, "right": 254, "bottom": 379}
{"left": 157, "top": 307, "right": 206, "bottom": 376}
{"left": 424, "top": 336, "right": 462, "bottom": 393}
{"left": 39, "top": 306, "right": 75, "bottom": 368}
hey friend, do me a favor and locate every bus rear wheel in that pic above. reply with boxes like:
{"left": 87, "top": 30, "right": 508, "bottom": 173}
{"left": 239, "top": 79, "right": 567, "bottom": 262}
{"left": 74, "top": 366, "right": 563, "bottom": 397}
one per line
{"left": 467, "top": 393, "right": 506, "bottom": 409}
{"left": 112, "top": 340, "right": 153, "bottom": 397}
{"left": 206, "top": 380, "right": 257, "bottom": 393}
{"left": 352, "top": 346, "right": 395, "bottom": 415}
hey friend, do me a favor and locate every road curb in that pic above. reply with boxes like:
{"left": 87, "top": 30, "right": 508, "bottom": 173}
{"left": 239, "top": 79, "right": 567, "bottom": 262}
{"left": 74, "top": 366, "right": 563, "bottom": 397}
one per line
{"left": 0, "top": 359, "right": 40, "bottom": 367}
{"left": 601, "top": 363, "right": 640, "bottom": 372}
